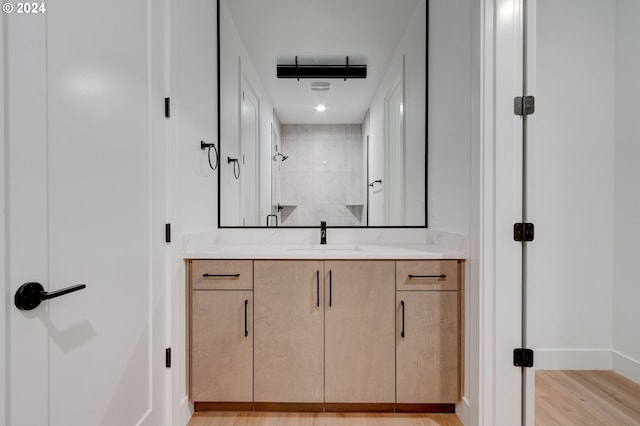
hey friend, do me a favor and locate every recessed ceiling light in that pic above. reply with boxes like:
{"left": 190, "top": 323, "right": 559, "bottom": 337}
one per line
{"left": 316, "top": 104, "right": 326, "bottom": 112}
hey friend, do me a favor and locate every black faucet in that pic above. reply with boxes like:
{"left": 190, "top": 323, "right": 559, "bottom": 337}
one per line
{"left": 320, "top": 221, "right": 327, "bottom": 245}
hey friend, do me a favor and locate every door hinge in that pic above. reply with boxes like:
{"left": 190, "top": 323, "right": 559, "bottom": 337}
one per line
{"left": 514, "top": 222, "right": 534, "bottom": 242}
{"left": 165, "top": 223, "right": 171, "bottom": 244}
{"left": 513, "top": 348, "right": 534, "bottom": 368}
{"left": 165, "top": 347, "right": 171, "bottom": 368}
{"left": 164, "top": 97, "right": 171, "bottom": 118}
{"left": 514, "top": 95, "right": 535, "bottom": 116}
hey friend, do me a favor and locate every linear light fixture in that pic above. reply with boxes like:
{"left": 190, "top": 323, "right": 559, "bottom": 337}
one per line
{"left": 277, "top": 56, "right": 367, "bottom": 80}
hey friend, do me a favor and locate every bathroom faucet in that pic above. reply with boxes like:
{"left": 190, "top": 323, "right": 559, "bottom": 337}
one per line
{"left": 320, "top": 221, "right": 327, "bottom": 245}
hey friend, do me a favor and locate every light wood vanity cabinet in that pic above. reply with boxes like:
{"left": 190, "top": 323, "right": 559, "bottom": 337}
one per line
{"left": 188, "top": 260, "right": 253, "bottom": 402}
{"left": 188, "top": 257, "right": 463, "bottom": 409}
{"left": 396, "top": 260, "right": 462, "bottom": 404}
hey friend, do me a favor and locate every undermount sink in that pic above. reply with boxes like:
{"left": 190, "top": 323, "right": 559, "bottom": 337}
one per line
{"left": 287, "top": 244, "right": 361, "bottom": 253}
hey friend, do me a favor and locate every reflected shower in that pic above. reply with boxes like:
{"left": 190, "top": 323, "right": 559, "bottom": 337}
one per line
{"left": 273, "top": 152, "right": 289, "bottom": 161}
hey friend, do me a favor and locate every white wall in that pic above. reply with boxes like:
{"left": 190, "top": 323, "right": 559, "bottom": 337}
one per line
{"left": 427, "top": 0, "right": 471, "bottom": 234}
{"left": 174, "top": 0, "right": 218, "bottom": 235}
{"left": 532, "top": 0, "right": 615, "bottom": 367}
{"left": 171, "top": 0, "right": 218, "bottom": 423}
{"left": 613, "top": 0, "right": 640, "bottom": 383}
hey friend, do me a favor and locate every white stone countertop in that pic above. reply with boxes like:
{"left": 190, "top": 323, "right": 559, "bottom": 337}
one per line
{"left": 184, "top": 243, "right": 465, "bottom": 260}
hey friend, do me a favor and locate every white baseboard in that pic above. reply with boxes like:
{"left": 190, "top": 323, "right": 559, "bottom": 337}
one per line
{"left": 456, "top": 396, "right": 471, "bottom": 426}
{"left": 613, "top": 351, "right": 640, "bottom": 385}
{"left": 534, "top": 349, "right": 612, "bottom": 370}
{"left": 175, "top": 395, "right": 192, "bottom": 426}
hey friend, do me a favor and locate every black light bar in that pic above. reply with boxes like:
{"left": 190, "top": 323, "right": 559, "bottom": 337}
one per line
{"left": 277, "top": 64, "right": 367, "bottom": 79}
{"left": 277, "top": 56, "right": 367, "bottom": 80}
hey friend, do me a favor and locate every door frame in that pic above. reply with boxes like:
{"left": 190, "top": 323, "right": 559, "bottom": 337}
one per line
{"left": 1, "top": 13, "right": 7, "bottom": 425}
{"left": 478, "top": 0, "right": 525, "bottom": 424}
{"left": 240, "top": 74, "right": 260, "bottom": 227}
{"left": 383, "top": 75, "right": 405, "bottom": 225}
{"left": 523, "top": 1, "right": 537, "bottom": 424}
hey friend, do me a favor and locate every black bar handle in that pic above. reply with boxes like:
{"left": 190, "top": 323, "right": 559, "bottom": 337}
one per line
{"left": 401, "top": 300, "right": 405, "bottom": 338}
{"left": 244, "top": 299, "right": 249, "bottom": 337}
{"left": 408, "top": 274, "right": 447, "bottom": 279}
{"left": 329, "top": 270, "right": 332, "bottom": 307}
{"left": 15, "top": 282, "right": 86, "bottom": 311}
{"left": 41, "top": 284, "right": 86, "bottom": 300}
{"left": 316, "top": 270, "right": 320, "bottom": 307}
{"left": 203, "top": 273, "right": 240, "bottom": 278}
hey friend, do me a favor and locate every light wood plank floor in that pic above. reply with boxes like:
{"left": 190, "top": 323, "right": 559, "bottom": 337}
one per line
{"left": 536, "top": 370, "right": 640, "bottom": 426}
{"left": 188, "top": 371, "right": 640, "bottom": 426}
{"left": 188, "top": 412, "right": 463, "bottom": 426}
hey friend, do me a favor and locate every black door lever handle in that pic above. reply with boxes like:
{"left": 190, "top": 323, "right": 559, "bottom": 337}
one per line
{"left": 15, "top": 282, "right": 87, "bottom": 311}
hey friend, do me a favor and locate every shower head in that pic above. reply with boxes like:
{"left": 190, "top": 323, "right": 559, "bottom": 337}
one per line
{"left": 274, "top": 152, "right": 289, "bottom": 161}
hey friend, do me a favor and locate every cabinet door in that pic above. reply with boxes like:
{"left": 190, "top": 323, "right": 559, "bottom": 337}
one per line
{"left": 325, "top": 260, "right": 395, "bottom": 403}
{"left": 190, "top": 290, "right": 253, "bottom": 401}
{"left": 396, "top": 291, "right": 459, "bottom": 403}
{"left": 254, "top": 260, "right": 325, "bottom": 402}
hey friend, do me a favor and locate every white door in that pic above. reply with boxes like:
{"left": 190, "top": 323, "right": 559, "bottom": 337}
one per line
{"left": 4, "top": 1, "right": 168, "bottom": 425}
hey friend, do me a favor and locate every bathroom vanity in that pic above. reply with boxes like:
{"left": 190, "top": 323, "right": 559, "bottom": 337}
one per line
{"left": 186, "top": 244, "right": 464, "bottom": 412}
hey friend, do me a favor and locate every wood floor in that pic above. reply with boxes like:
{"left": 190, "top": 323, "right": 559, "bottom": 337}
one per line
{"left": 536, "top": 370, "right": 640, "bottom": 426}
{"left": 188, "top": 412, "right": 462, "bottom": 426}
{"left": 188, "top": 370, "right": 640, "bottom": 426}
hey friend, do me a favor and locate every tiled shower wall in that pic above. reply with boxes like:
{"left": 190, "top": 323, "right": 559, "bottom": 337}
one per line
{"left": 279, "top": 124, "right": 365, "bottom": 226}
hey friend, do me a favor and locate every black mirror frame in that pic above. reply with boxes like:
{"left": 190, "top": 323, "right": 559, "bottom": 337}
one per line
{"left": 217, "top": 0, "right": 429, "bottom": 229}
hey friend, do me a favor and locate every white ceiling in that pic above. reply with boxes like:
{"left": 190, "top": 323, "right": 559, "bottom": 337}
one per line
{"left": 224, "top": 0, "right": 421, "bottom": 124}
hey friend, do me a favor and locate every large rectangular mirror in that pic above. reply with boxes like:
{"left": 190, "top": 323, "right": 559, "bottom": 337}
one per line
{"left": 218, "top": 0, "right": 427, "bottom": 227}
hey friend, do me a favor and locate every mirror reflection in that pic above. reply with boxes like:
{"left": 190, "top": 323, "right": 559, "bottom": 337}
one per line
{"left": 218, "top": 0, "right": 427, "bottom": 227}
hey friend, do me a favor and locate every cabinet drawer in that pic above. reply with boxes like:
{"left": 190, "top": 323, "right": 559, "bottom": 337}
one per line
{"left": 190, "top": 260, "right": 253, "bottom": 290}
{"left": 396, "top": 260, "right": 459, "bottom": 291}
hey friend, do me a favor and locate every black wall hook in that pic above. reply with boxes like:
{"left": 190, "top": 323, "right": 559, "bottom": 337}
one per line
{"left": 201, "top": 141, "right": 219, "bottom": 170}
{"left": 227, "top": 157, "right": 240, "bottom": 179}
